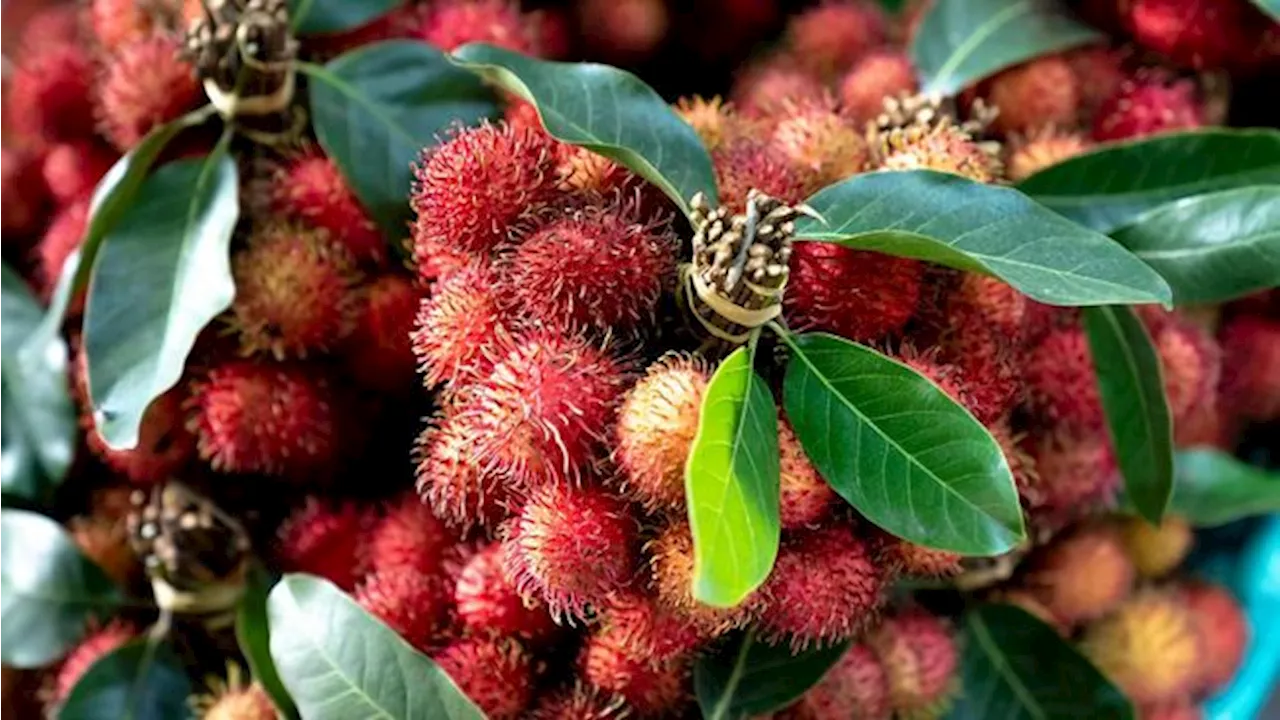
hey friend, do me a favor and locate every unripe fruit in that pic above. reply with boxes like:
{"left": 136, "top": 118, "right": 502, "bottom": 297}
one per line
{"left": 1180, "top": 581, "right": 1248, "bottom": 693}
{"left": 712, "top": 137, "right": 818, "bottom": 213}
{"left": 873, "top": 125, "right": 1002, "bottom": 184}
{"left": 83, "top": 384, "right": 196, "bottom": 486}
{"left": 1022, "top": 523, "right": 1134, "bottom": 625}
{"left": 276, "top": 497, "right": 368, "bottom": 591}
{"left": 1025, "top": 326, "right": 1103, "bottom": 429}
{"left": 98, "top": 36, "right": 202, "bottom": 151}
{"left": 365, "top": 493, "right": 451, "bottom": 577}
{"left": 840, "top": 51, "right": 918, "bottom": 124}
{"left": 1080, "top": 591, "right": 1202, "bottom": 705}
{"left": 786, "top": 0, "right": 887, "bottom": 78}
{"left": 455, "top": 543, "right": 557, "bottom": 641}
{"left": 410, "top": 264, "right": 508, "bottom": 389}
{"left": 343, "top": 275, "right": 420, "bottom": 392}
{"left": 1092, "top": 76, "right": 1203, "bottom": 142}
{"left": 647, "top": 522, "right": 758, "bottom": 636}
{"left": 778, "top": 421, "right": 837, "bottom": 529}
{"left": 267, "top": 151, "right": 385, "bottom": 265}
{"left": 778, "top": 643, "right": 890, "bottom": 720}
{"left": 770, "top": 98, "right": 869, "bottom": 185}
{"left": 869, "top": 608, "right": 959, "bottom": 719}
{"left": 1005, "top": 129, "right": 1092, "bottom": 182}
{"left": 579, "top": 626, "right": 692, "bottom": 717}
{"left": 415, "top": 414, "right": 512, "bottom": 532}
{"left": 985, "top": 56, "right": 1080, "bottom": 135}
{"left": 355, "top": 569, "right": 451, "bottom": 650}
{"left": 675, "top": 96, "right": 746, "bottom": 152}
{"left": 49, "top": 622, "right": 137, "bottom": 706}
{"left": 41, "top": 142, "right": 116, "bottom": 204}
{"left": 433, "top": 638, "right": 535, "bottom": 720}
{"left": 786, "top": 241, "right": 922, "bottom": 343}
{"left": 415, "top": 0, "right": 538, "bottom": 55}
{"left": 9, "top": 44, "right": 96, "bottom": 142}
{"left": 1118, "top": 515, "right": 1193, "bottom": 579}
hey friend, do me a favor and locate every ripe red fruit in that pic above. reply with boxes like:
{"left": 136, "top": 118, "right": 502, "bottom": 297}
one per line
{"left": 267, "top": 150, "right": 386, "bottom": 265}
{"left": 1154, "top": 319, "right": 1221, "bottom": 427}
{"left": 2, "top": 148, "right": 50, "bottom": 238}
{"left": 786, "top": 0, "right": 887, "bottom": 78}
{"left": 712, "top": 137, "right": 818, "bottom": 213}
{"left": 415, "top": 414, "right": 512, "bottom": 532}
{"left": 1080, "top": 591, "right": 1202, "bottom": 705}
{"left": 17, "top": 6, "right": 83, "bottom": 56}
{"left": 528, "top": 684, "right": 623, "bottom": 720}
{"left": 786, "top": 241, "right": 922, "bottom": 343}
{"left": 188, "top": 361, "right": 339, "bottom": 477}
{"left": 944, "top": 272, "right": 1030, "bottom": 343}
{"left": 1126, "top": 0, "right": 1272, "bottom": 71}
{"left": 84, "top": 386, "right": 196, "bottom": 486}
{"left": 356, "top": 569, "right": 452, "bottom": 650}
{"left": 1027, "top": 430, "right": 1120, "bottom": 522}
{"left": 760, "top": 525, "right": 884, "bottom": 650}
{"left": 779, "top": 643, "right": 890, "bottom": 720}
{"left": 732, "top": 58, "right": 828, "bottom": 117}
{"left": 433, "top": 638, "right": 535, "bottom": 720}
{"left": 1218, "top": 315, "right": 1280, "bottom": 423}
{"left": 276, "top": 497, "right": 368, "bottom": 591}
{"left": 502, "top": 484, "right": 638, "bottom": 619}
{"left": 49, "top": 622, "right": 137, "bottom": 705}
{"left": 985, "top": 56, "right": 1081, "bottom": 135}
{"left": 1025, "top": 325, "right": 1103, "bottom": 429}
{"left": 411, "top": 264, "right": 508, "bottom": 389}
{"left": 500, "top": 200, "right": 677, "bottom": 334}
{"left": 647, "top": 522, "right": 759, "bottom": 637}
{"left": 9, "top": 44, "right": 96, "bottom": 142}
{"left": 230, "top": 224, "right": 361, "bottom": 359}
{"left": 41, "top": 142, "right": 116, "bottom": 205}
{"left": 98, "top": 36, "right": 202, "bottom": 151}
{"left": 869, "top": 608, "right": 959, "bottom": 718}
{"left": 411, "top": 122, "right": 559, "bottom": 272}
{"left": 771, "top": 98, "right": 869, "bottom": 185}
{"left": 1092, "top": 76, "right": 1204, "bottom": 142}
{"left": 343, "top": 275, "right": 420, "bottom": 392}
{"left": 455, "top": 543, "right": 557, "bottom": 641}
{"left": 579, "top": 626, "right": 692, "bottom": 717}
{"left": 778, "top": 421, "right": 837, "bottom": 529}
{"left": 1064, "top": 46, "right": 1127, "bottom": 116}
{"left": 598, "top": 591, "right": 704, "bottom": 661}
{"left": 37, "top": 198, "right": 90, "bottom": 296}
{"left": 839, "top": 50, "right": 918, "bottom": 124}
{"left": 90, "top": 0, "right": 162, "bottom": 51}
{"left": 1180, "top": 581, "right": 1248, "bottom": 693}
{"left": 364, "top": 493, "right": 451, "bottom": 577}
{"left": 877, "top": 534, "right": 963, "bottom": 578}
{"left": 577, "top": 0, "right": 669, "bottom": 61}
{"left": 938, "top": 330, "right": 1024, "bottom": 426}
{"left": 1022, "top": 523, "right": 1135, "bottom": 625}
{"left": 415, "top": 0, "right": 538, "bottom": 54}
{"left": 1004, "top": 128, "right": 1093, "bottom": 182}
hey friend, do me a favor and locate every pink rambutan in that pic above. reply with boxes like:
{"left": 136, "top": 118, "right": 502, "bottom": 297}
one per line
{"left": 415, "top": 414, "right": 512, "bottom": 532}
{"left": 41, "top": 142, "right": 116, "bottom": 205}
{"left": 433, "top": 638, "right": 535, "bottom": 720}
{"left": 579, "top": 627, "right": 692, "bottom": 717}
{"left": 778, "top": 421, "right": 837, "bottom": 529}
{"left": 49, "top": 621, "right": 137, "bottom": 706}
{"left": 36, "top": 198, "right": 89, "bottom": 295}
{"left": 1125, "top": 0, "right": 1272, "bottom": 71}
{"left": 17, "top": 6, "right": 83, "bottom": 56}
{"left": 188, "top": 360, "right": 339, "bottom": 477}
{"left": 985, "top": 56, "right": 1081, "bottom": 135}
{"left": 1218, "top": 315, "right": 1280, "bottom": 423}
{"left": 410, "top": 264, "right": 508, "bottom": 389}
{"left": 778, "top": 643, "right": 890, "bottom": 720}
{"left": 9, "top": 44, "right": 97, "bottom": 142}
{"left": 364, "top": 493, "right": 451, "bottom": 577}
{"left": 1092, "top": 75, "right": 1204, "bottom": 142}
{"left": 869, "top": 608, "right": 959, "bottom": 718}
{"left": 647, "top": 522, "right": 759, "bottom": 637}
{"left": 455, "top": 542, "right": 557, "bottom": 641}
{"left": 786, "top": 1, "right": 887, "bottom": 78}
{"left": 98, "top": 35, "right": 202, "bottom": 151}
{"left": 502, "top": 483, "right": 638, "bottom": 619}
{"left": 267, "top": 150, "right": 386, "bottom": 265}
{"left": 414, "top": 0, "right": 539, "bottom": 55}
{"left": 1026, "top": 429, "right": 1119, "bottom": 521}
{"left": 1005, "top": 128, "right": 1093, "bottom": 182}
{"left": 712, "top": 137, "right": 818, "bottom": 213}
{"left": 2, "top": 148, "right": 50, "bottom": 238}
{"left": 839, "top": 50, "right": 918, "bottom": 124}
{"left": 785, "top": 241, "right": 923, "bottom": 343}
{"left": 770, "top": 98, "right": 869, "bottom": 184}
{"left": 1080, "top": 590, "right": 1202, "bottom": 705}
{"left": 1022, "top": 523, "right": 1135, "bottom": 625}
{"left": 276, "top": 497, "right": 368, "bottom": 591}
{"left": 229, "top": 223, "right": 362, "bottom": 359}
{"left": 342, "top": 275, "right": 420, "bottom": 392}
{"left": 355, "top": 569, "right": 452, "bottom": 650}
{"left": 577, "top": 0, "right": 669, "bottom": 61}
{"left": 528, "top": 684, "right": 624, "bottom": 720}
{"left": 731, "top": 59, "right": 828, "bottom": 117}
{"left": 760, "top": 525, "right": 884, "bottom": 650}
{"left": 1180, "top": 580, "right": 1248, "bottom": 693}
{"left": 1154, "top": 319, "right": 1221, "bottom": 427}
{"left": 1025, "top": 325, "right": 1104, "bottom": 429}
{"left": 84, "top": 386, "right": 196, "bottom": 486}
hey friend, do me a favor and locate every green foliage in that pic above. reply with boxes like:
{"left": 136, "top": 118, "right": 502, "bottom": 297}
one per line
{"left": 694, "top": 631, "right": 849, "bottom": 720}
{"left": 1250, "top": 0, "right": 1280, "bottom": 21}
{"left": 59, "top": 639, "right": 192, "bottom": 720}
{"left": 290, "top": 0, "right": 402, "bottom": 35}
{"left": 236, "top": 569, "right": 298, "bottom": 719}
{"left": 1166, "top": 450, "right": 1280, "bottom": 527}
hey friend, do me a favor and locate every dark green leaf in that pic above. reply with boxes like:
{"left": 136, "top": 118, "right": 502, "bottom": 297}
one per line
{"left": 796, "top": 170, "right": 1171, "bottom": 307}
{"left": 1017, "top": 129, "right": 1280, "bottom": 233}
{"left": 910, "top": 0, "right": 1102, "bottom": 97}
{"left": 302, "top": 41, "right": 498, "bottom": 241}
{"left": 290, "top": 0, "right": 402, "bottom": 35}
{"left": 450, "top": 43, "right": 719, "bottom": 214}
{"left": 1, "top": 510, "right": 123, "bottom": 667}
{"left": 268, "top": 574, "right": 484, "bottom": 720}
{"left": 695, "top": 631, "right": 848, "bottom": 720}
{"left": 951, "top": 604, "right": 1134, "bottom": 720}
{"left": 1082, "top": 306, "right": 1173, "bottom": 524}
{"left": 1168, "top": 449, "right": 1280, "bottom": 527}
{"left": 685, "top": 343, "right": 780, "bottom": 608}
{"left": 59, "top": 639, "right": 193, "bottom": 720}
{"left": 1250, "top": 0, "right": 1279, "bottom": 21}
{"left": 236, "top": 568, "right": 297, "bottom": 719}
{"left": 779, "top": 331, "right": 1024, "bottom": 555}
{"left": 1110, "top": 186, "right": 1280, "bottom": 305}
{"left": 85, "top": 149, "right": 239, "bottom": 450}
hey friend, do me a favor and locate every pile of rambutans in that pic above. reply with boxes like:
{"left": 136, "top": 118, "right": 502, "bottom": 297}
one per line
{"left": 2, "top": 0, "right": 1278, "bottom": 718}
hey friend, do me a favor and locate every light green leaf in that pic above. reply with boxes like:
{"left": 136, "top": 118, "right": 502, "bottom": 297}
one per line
{"left": 1082, "top": 306, "right": 1173, "bottom": 524}
{"left": 951, "top": 604, "right": 1134, "bottom": 720}
{"left": 85, "top": 148, "right": 239, "bottom": 450}
{"left": 1168, "top": 450, "right": 1280, "bottom": 527}
{"left": 796, "top": 170, "right": 1172, "bottom": 307}
{"left": 290, "top": 0, "right": 402, "bottom": 35}
{"left": 686, "top": 343, "right": 780, "bottom": 609}
{"left": 59, "top": 639, "right": 193, "bottom": 720}
{"left": 779, "top": 331, "right": 1024, "bottom": 555}
{"left": 302, "top": 41, "right": 498, "bottom": 241}
{"left": 1, "top": 510, "right": 123, "bottom": 668}
{"left": 694, "top": 631, "right": 848, "bottom": 720}
{"left": 1111, "top": 186, "right": 1280, "bottom": 305}
{"left": 236, "top": 568, "right": 298, "bottom": 719}
{"left": 911, "top": 0, "right": 1102, "bottom": 96}
{"left": 450, "top": 43, "right": 719, "bottom": 215}
{"left": 1017, "top": 129, "right": 1280, "bottom": 233}
{"left": 268, "top": 574, "right": 484, "bottom": 720}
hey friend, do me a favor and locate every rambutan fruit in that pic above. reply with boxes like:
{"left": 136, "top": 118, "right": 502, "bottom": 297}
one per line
{"left": 36, "top": 198, "right": 89, "bottom": 296}
{"left": 1118, "top": 515, "right": 1192, "bottom": 579}
{"left": 529, "top": 684, "right": 624, "bottom": 720}
{"left": 614, "top": 354, "right": 710, "bottom": 513}
{"left": 502, "top": 484, "right": 638, "bottom": 619}
{"left": 1021, "top": 523, "right": 1135, "bottom": 625}
{"left": 873, "top": 123, "right": 1003, "bottom": 183}
{"left": 17, "top": 6, "right": 84, "bottom": 55}
{"left": 499, "top": 200, "right": 677, "bottom": 335}
{"left": 229, "top": 223, "right": 361, "bottom": 359}
{"left": 876, "top": 533, "right": 963, "bottom": 578}
{"left": 1064, "top": 46, "right": 1128, "bottom": 116}
{"left": 342, "top": 275, "right": 419, "bottom": 392}
{"left": 455, "top": 542, "right": 557, "bottom": 642}
{"left": 410, "top": 264, "right": 508, "bottom": 389}
{"left": 364, "top": 493, "right": 451, "bottom": 577}
{"left": 1080, "top": 591, "right": 1202, "bottom": 704}
{"left": 839, "top": 50, "right": 918, "bottom": 125}
{"left": 868, "top": 608, "right": 959, "bottom": 719}
{"left": 1004, "top": 128, "right": 1093, "bottom": 182}
{"left": 84, "top": 386, "right": 196, "bottom": 486}
{"left": 1179, "top": 580, "right": 1248, "bottom": 693}
{"left": 2, "top": 148, "right": 50, "bottom": 238}
{"left": 732, "top": 59, "right": 828, "bottom": 117}
{"left": 895, "top": 346, "right": 977, "bottom": 414}
{"left": 1025, "top": 325, "right": 1103, "bottom": 429}
{"left": 938, "top": 330, "right": 1024, "bottom": 426}
{"left": 985, "top": 56, "right": 1081, "bottom": 135}
{"left": 760, "top": 525, "right": 884, "bottom": 650}
{"left": 188, "top": 360, "right": 339, "bottom": 477}
{"left": 503, "top": 99, "right": 543, "bottom": 134}
{"left": 1218, "top": 315, "right": 1280, "bottom": 423}
{"left": 1125, "top": 0, "right": 1270, "bottom": 71}
{"left": 1140, "top": 700, "right": 1204, "bottom": 720}
{"left": 9, "top": 44, "right": 97, "bottom": 142}
{"left": 98, "top": 35, "right": 202, "bottom": 151}
{"left": 597, "top": 592, "right": 704, "bottom": 661}
{"left": 355, "top": 569, "right": 452, "bottom": 650}
{"left": 88, "top": 0, "right": 187, "bottom": 52}
{"left": 647, "top": 522, "right": 758, "bottom": 636}
{"left": 675, "top": 96, "right": 742, "bottom": 152}
{"left": 779, "top": 643, "right": 890, "bottom": 720}
{"left": 41, "top": 142, "right": 116, "bottom": 205}
{"left": 945, "top": 273, "right": 1030, "bottom": 341}
{"left": 414, "top": 0, "right": 539, "bottom": 55}
{"left": 48, "top": 621, "right": 137, "bottom": 707}
{"left": 197, "top": 680, "right": 277, "bottom": 720}
{"left": 276, "top": 497, "right": 368, "bottom": 591}
{"left": 712, "top": 137, "right": 818, "bottom": 213}
{"left": 577, "top": 0, "right": 669, "bottom": 61}
{"left": 785, "top": 241, "right": 922, "bottom": 343}
{"left": 415, "top": 415, "right": 512, "bottom": 532}
{"left": 770, "top": 98, "right": 869, "bottom": 184}
{"left": 778, "top": 421, "right": 837, "bottom": 529}
{"left": 1092, "top": 75, "right": 1204, "bottom": 143}
{"left": 554, "top": 146, "right": 636, "bottom": 196}
{"left": 67, "top": 515, "right": 137, "bottom": 586}
{"left": 1027, "top": 430, "right": 1120, "bottom": 521}
{"left": 266, "top": 150, "right": 386, "bottom": 265}
{"left": 411, "top": 122, "right": 559, "bottom": 270}
{"left": 433, "top": 638, "right": 535, "bottom": 720}
{"left": 579, "top": 627, "right": 692, "bottom": 717}
{"left": 786, "top": 0, "right": 887, "bottom": 78}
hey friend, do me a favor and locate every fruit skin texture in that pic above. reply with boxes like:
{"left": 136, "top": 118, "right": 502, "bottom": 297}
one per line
{"left": 770, "top": 98, "right": 868, "bottom": 185}
{"left": 414, "top": 414, "right": 511, "bottom": 533}
{"left": 1080, "top": 591, "right": 1202, "bottom": 705}
{"left": 41, "top": 142, "right": 116, "bottom": 204}
{"left": 267, "top": 151, "right": 386, "bottom": 265}
{"left": 985, "top": 56, "right": 1080, "bottom": 135}
{"left": 877, "top": 534, "right": 963, "bottom": 578}
{"left": 1025, "top": 326, "right": 1103, "bottom": 429}
{"left": 98, "top": 35, "right": 202, "bottom": 151}
{"left": 200, "top": 682, "right": 277, "bottom": 720}
{"left": 778, "top": 421, "right": 837, "bottom": 529}
{"left": 364, "top": 493, "right": 451, "bottom": 577}
{"left": 1022, "top": 523, "right": 1135, "bottom": 625}
{"left": 786, "top": 0, "right": 887, "bottom": 78}
{"left": 276, "top": 497, "right": 368, "bottom": 591}
{"left": 411, "top": 264, "right": 507, "bottom": 389}
{"left": 839, "top": 50, "right": 918, "bottom": 124}
{"left": 1026, "top": 430, "right": 1120, "bottom": 522}
{"left": 49, "top": 621, "right": 137, "bottom": 706}
{"left": 528, "top": 684, "right": 623, "bottom": 720}
{"left": 1125, "top": 0, "right": 1274, "bottom": 71}
{"left": 760, "top": 525, "right": 885, "bottom": 650}
{"left": 786, "top": 241, "right": 922, "bottom": 343}
{"left": 712, "top": 137, "right": 818, "bottom": 213}
{"left": 1118, "top": 515, "right": 1192, "bottom": 579}
{"left": 579, "top": 625, "right": 691, "bottom": 717}
{"left": 9, "top": 44, "right": 97, "bottom": 142}
{"left": 84, "top": 385, "right": 196, "bottom": 486}
{"left": 869, "top": 609, "right": 959, "bottom": 719}
{"left": 502, "top": 484, "right": 638, "bottom": 619}
{"left": 1218, "top": 315, "right": 1280, "bottom": 423}
{"left": 779, "top": 643, "right": 891, "bottom": 720}
{"left": 1092, "top": 76, "right": 1203, "bottom": 142}
{"left": 433, "top": 638, "right": 535, "bottom": 720}
{"left": 355, "top": 569, "right": 451, "bottom": 650}
{"left": 1004, "top": 129, "right": 1092, "bottom": 182}
{"left": 456, "top": 543, "right": 557, "bottom": 642}
{"left": 647, "top": 522, "right": 758, "bottom": 636}
{"left": 415, "top": 0, "right": 538, "bottom": 55}
{"left": 343, "top": 275, "right": 420, "bottom": 392}
{"left": 1180, "top": 581, "right": 1248, "bottom": 693}
{"left": 872, "top": 124, "right": 1002, "bottom": 184}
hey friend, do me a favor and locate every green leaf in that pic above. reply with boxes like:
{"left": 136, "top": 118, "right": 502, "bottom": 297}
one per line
{"left": 290, "top": 0, "right": 402, "bottom": 35}
{"left": 450, "top": 43, "right": 719, "bottom": 215}
{"left": 268, "top": 574, "right": 484, "bottom": 720}
{"left": 1167, "top": 449, "right": 1280, "bottom": 527}
{"left": 1, "top": 510, "right": 123, "bottom": 667}
{"left": 1, "top": 265, "right": 76, "bottom": 503}
{"left": 1110, "top": 186, "right": 1280, "bottom": 305}
{"left": 84, "top": 148, "right": 239, "bottom": 450}
{"left": 236, "top": 568, "right": 298, "bottom": 719}
{"left": 778, "top": 331, "right": 1024, "bottom": 555}
{"left": 694, "top": 631, "right": 848, "bottom": 720}
{"left": 1017, "top": 129, "right": 1280, "bottom": 233}
{"left": 910, "top": 0, "right": 1102, "bottom": 97}
{"left": 1082, "top": 306, "right": 1173, "bottom": 524}
{"left": 302, "top": 41, "right": 498, "bottom": 242}
{"left": 951, "top": 604, "right": 1134, "bottom": 720}
{"left": 1249, "top": 0, "right": 1280, "bottom": 21}
{"left": 795, "top": 170, "right": 1172, "bottom": 307}
{"left": 59, "top": 639, "right": 193, "bottom": 720}
{"left": 685, "top": 342, "right": 780, "bottom": 609}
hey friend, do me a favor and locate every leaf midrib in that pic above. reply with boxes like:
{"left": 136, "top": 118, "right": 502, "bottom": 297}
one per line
{"left": 300, "top": 61, "right": 420, "bottom": 149}
{"left": 927, "top": 0, "right": 1031, "bottom": 91}
{"left": 968, "top": 612, "right": 1048, "bottom": 720}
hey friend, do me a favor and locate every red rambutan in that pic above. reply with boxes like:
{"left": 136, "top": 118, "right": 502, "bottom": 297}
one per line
{"left": 945, "top": 274, "right": 1030, "bottom": 343}
{"left": 342, "top": 275, "right": 420, "bottom": 392}
{"left": 1022, "top": 523, "right": 1135, "bottom": 625}
{"left": 786, "top": 0, "right": 887, "bottom": 78}
{"left": 36, "top": 198, "right": 89, "bottom": 294}
{"left": 1080, "top": 590, "right": 1202, "bottom": 705}
{"left": 1180, "top": 580, "right": 1248, "bottom": 693}
{"left": 876, "top": 533, "right": 963, "bottom": 578}
{"left": 1218, "top": 315, "right": 1280, "bottom": 423}
{"left": 1026, "top": 429, "right": 1119, "bottom": 522}
{"left": 778, "top": 643, "right": 890, "bottom": 720}
{"left": 410, "top": 264, "right": 508, "bottom": 389}
{"left": 577, "top": 0, "right": 669, "bottom": 61}
{"left": 502, "top": 484, "right": 638, "bottom": 619}
{"left": 985, "top": 56, "right": 1081, "bottom": 135}
{"left": 98, "top": 36, "right": 202, "bottom": 151}
{"left": 17, "top": 6, "right": 83, "bottom": 56}
{"left": 579, "top": 627, "right": 692, "bottom": 717}
{"left": 89, "top": 0, "right": 182, "bottom": 52}
{"left": 433, "top": 638, "right": 535, "bottom": 720}
{"left": 41, "top": 142, "right": 116, "bottom": 205}
{"left": 597, "top": 591, "right": 704, "bottom": 661}
{"left": 1004, "top": 128, "right": 1093, "bottom": 182}
{"left": 415, "top": 414, "right": 512, "bottom": 532}
{"left": 778, "top": 420, "right": 837, "bottom": 529}
{"left": 760, "top": 525, "right": 884, "bottom": 650}
{"left": 355, "top": 569, "right": 452, "bottom": 650}
{"left": 276, "top": 497, "right": 368, "bottom": 591}
{"left": 647, "top": 522, "right": 759, "bottom": 637}
{"left": 1092, "top": 75, "right": 1204, "bottom": 143}
{"left": 939, "top": 331, "right": 1024, "bottom": 426}
{"left": 415, "top": 0, "right": 539, "bottom": 55}
{"left": 869, "top": 608, "right": 959, "bottom": 718}
{"left": 1064, "top": 46, "right": 1128, "bottom": 116}
{"left": 1154, "top": 319, "right": 1221, "bottom": 427}
{"left": 364, "top": 493, "right": 451, "bottom": 577}
{"left": 1126, "top": 0, "right": 1272, "bottom": 71}
{"left": 770, "top": 98, "right": 869, "bottom": 185}
{"left": 2, "top": 148, "right": 50, "bottom": 238}
{"left": 267, "top": 150, "right": 386, "bottom": 265}
{"left": 785, "top": 241, "right": 923, "bottom": 343}
{"left": 84, "top": 386, "right": 196, "bottom": 486}
{"left": 528, "top": 684, "right": 624, "bottom": 720}
{"left": 49, "top": 621, "right": 137, "bottom": 707}
{"left": 1025, "top": 325, "right": 1104, "bottom": 429}
{"left": 839, "top": 50, "right": 918, "bottom": 125}
{"left": 455, "top": 542, "right": 557, "bottom": 641}
{"left": 712, "top": 137, "right": 818, "bottom": 213}
{"left": 9, "top": 44, "right": 97, "bottom": 142}
{"left": 67, "top": 515, "right": 137, "bottom": 586}
{"left": 731, "top": 59, "right": 828, "bottom": 117}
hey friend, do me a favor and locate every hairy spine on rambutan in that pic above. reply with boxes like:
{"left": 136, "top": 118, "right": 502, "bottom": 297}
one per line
{"left": 1092, "top": 75, "right": 1204, "bottom": 142}
{"left": 1026, "top": 429, "right": 1120, "bottom": 524}
{"left": 597, "top": 592, "right": 704, "bottom": 661}
{"left": 194, "top": 678, "right": 277, "bottom": 720}
{"left": 84, "top": 385, "right": 196, "bottom": 486}
{"left": 1080, "top": 590, "right": 1202, "bottom": 705}
{"left": 355, "top": 569, "right": 452, "bottom": 650}
{"left": 778, "top": 643, "right": 890, "bottom": 720}
{"left": 1021, "top": 523, "right": 1135, "bottom": 626}
{"left": 455, "top": 543, "right": 557, "bottom": 642}
{"left": 411, "top": 264, "right": 507, "bottom": 389}
{"left": 415, "top": 414, "right": 512, "bottom": 532}
{"left": 872, "top": 122, "right": 1003, "bottom": 183}
{"left": 1179, "top": 580, "right": 1248, "bottom": 693}
{"left": 414, "top": 0, "right": 539, "bottom": 55}
{"left": 9, "top": 44, "right": 96, "bottom": 142}
{"left": 1025, "top": 325, "right": 1104, "bottom": 429}
{"left": 984, "top": 56, "right": 1081, "bottom": 135}
{"left": 786, "top": 0, "right": 887, "bottom": 78}
{"left": 785, "top": 241, "right": 922, "bottom": 343}
{"left": 770, "top": 97, "right": 869, "bottom": 185}
{"left": 839, "top": 50, "right": 918, "bottom": 124}
{"left": 433, "top": 637, "right": 536, "bottom": 720}
{"left": 778, "top": 421, "right": 837, "bottom": 529}
{"left": 98, "top": 35, "right": 202, "bottom": 151}
{"left": 675, "top": 96, "right": 742, "bottom": 152}
{"left": 1219, "top": 315, "right": 1280, "bottom": 423}
{"left": 712, "top": 137, "right": 819, "bottom": 214}
{"left": 47, "top": 621, "right": 137, "bottom": 708}
{"left": 647, "top": 522, "right": 760, "bottom": 637}
{"left": 869, "top": 608, "right": 959, "bottom": 718}
{"left": 875, "top": 532, "right": 963, "bottom": 578}
{"left": 266, "top": 150, "right": 386, "bottom": 265}
{"left": 276, "top": 497, "right": 368, "bottom": 591}
{"left": 364, "top": 492, "right": 451, "bottom": 577}
{"left": 1004, "top": 128, "right": 1093, "bottom": 182}
{"left": 579, "top": 624, "right": 692, "bottom": 717}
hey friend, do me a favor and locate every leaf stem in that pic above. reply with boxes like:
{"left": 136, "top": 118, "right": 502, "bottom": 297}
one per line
{"left": 709, "top": 628, "right": 757, "bottom": 720}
